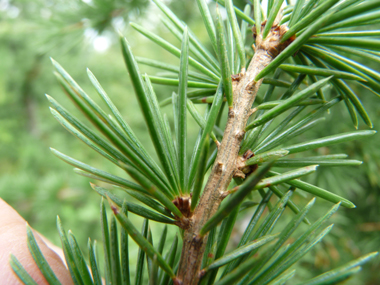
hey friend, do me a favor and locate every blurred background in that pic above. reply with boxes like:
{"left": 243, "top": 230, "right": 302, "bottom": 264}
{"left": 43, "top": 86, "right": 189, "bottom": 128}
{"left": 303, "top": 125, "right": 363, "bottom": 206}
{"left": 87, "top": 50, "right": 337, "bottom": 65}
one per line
{"left": 0, "top": 0, "right": 379, "bottom": 283}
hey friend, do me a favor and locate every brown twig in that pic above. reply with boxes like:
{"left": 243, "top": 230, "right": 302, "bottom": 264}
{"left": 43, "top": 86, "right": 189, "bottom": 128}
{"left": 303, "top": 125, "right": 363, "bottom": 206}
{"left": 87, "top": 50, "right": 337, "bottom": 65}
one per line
{"left": 176, "top": 24, "right": 291, "bottom": 284}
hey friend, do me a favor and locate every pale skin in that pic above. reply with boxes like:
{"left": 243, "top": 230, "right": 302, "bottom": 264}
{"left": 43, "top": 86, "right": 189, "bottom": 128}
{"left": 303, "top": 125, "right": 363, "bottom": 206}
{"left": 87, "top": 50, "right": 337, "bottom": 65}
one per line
{"left": 0, "top": 198, "right": 72, "bottom": 284}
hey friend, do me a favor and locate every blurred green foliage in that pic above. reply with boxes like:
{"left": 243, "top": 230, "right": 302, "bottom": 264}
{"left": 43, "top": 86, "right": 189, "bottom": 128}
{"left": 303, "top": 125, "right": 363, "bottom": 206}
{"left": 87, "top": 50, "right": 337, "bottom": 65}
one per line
{"left": 0, "top": 0, "right": 379, "bottom": 283}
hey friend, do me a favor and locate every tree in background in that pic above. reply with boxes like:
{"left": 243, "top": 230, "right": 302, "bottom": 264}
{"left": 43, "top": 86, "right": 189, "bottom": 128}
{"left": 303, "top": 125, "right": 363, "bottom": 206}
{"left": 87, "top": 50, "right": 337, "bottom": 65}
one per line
{"left": 2, "top": 0, "right": 380, "bottom": 284}
{"left": 0, "top": 0, "right": 151, "bottom": 246}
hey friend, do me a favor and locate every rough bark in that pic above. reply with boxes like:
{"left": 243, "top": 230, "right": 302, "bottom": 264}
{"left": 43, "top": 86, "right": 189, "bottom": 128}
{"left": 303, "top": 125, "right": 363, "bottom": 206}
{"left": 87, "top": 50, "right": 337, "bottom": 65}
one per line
{"left": 176, "top": 24, "right": 290, "bottom": 285}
